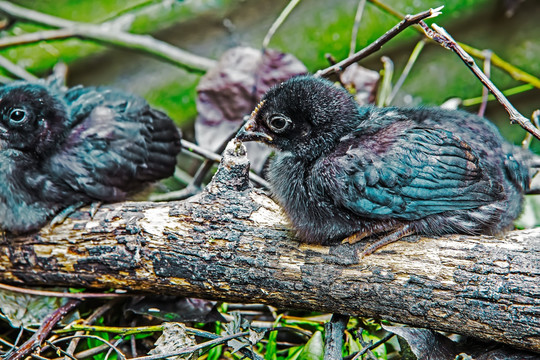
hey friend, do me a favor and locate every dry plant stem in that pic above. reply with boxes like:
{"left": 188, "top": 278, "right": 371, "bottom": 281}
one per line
{"left": 130, "top": 332, "right": 250, "bottom": 360}
{"left": 151, "top": 139, "right": 269, "bottom": 201}
{"left": 386, "top": 39, "right": 425, "bottom": 105}
{"left": 182, "top": 139, "right": 222, "bottom": 163}
{"left": 46, "top": 341, "right": 77, "bottom": 360}
{"left": 367, "top": 0, "right": 540, "bottom": 91}
{"left": 522, "top": 110, "right": 540, "bottom": 149}
{"left": 105, "top": 338, "right": 124, "bottom": 360}
{"left": 0, "top": 282, "right": 126, "bottom": 299}
{"left": 461, "top": 43, "right": 540, "bottom": 89}
{"left": 316, "top": 6, "right": 442, "bottom": 79}
{"left": 58, "top": 324, "right": 218, "bottom": 339}
{"left": 478, "top": 49, "right": 492, "bottom": 117}
{"left": 378, "top": 56, "right": 394, "bottom": 107}
{"left": 422, "top": 23, "right": 540, "bottom": 141}
{"left": 261, "top": 0, "right": 302, "bottom": 50}
{"left": 0, "top": 1, "right": 216, "bottom": 72}
{"left": 63, "top": 300, "right": 120, "bottom": 360}
{"left": 350, "top": 333, "right": 394, "bottom": 360}
{"left": 52, "top": 343, "right": 120, "bottom": 360}
{"left": 3, "top": 327, "right": 24, "bottom": 358}
{"left": 50, "top": 335, "right": 126, "bottom": 360}
{"left": 8, "top": 299, "right": 82, "bottom": 360}
{"left": 0, "top": 54, "right": 38, "bottom": 81}
{"left": 349, "top": 0, "right": 367, "bottom": 57}
{"left": 463, "top": 84, "right": 535, "bottom": 107}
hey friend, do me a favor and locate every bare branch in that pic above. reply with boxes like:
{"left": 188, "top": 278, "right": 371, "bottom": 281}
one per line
{"left": 0, "top": 282, "right": 125, "bottom": 299}
{"left": 262, "top": 0, "right": 302, "bottom": 50}
{"left": 349, "top": 0, "right": 367, "bottom": 57}
{"left": 316, "top": 6, "right": 442, "bottom": 79}
{"left": 0, "top": 54, "right": 37, "bottom": 81}
{"left": 8, "top": 300, "right": 82, "bottom": 360}
{"left": 0, "top": 1, "right": 216, "bottom": 72}
{"left": 150, "top": 139, "right": 269, "bottom": 202}
{"left": 0, "top": 1, "right": 78, "bottom": 28}
{"left": 367, "top": 0, "right": 540, "bottom": 91}
{"left": 421, "top": 22, "right": 540, "bottom": 141}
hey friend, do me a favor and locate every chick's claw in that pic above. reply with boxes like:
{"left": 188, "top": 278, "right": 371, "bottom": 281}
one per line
{"left": 360, "top": 224, "right": 416, "bottom": 257}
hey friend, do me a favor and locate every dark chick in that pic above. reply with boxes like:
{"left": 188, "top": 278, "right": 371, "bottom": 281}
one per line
{"left": 236, "top": 76, "right": 533, "bottom": 254}
{"left": 0, "top": 80, "right": 181, "bottom": 234}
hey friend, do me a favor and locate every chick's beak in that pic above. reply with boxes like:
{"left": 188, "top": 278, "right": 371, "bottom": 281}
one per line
{"left": 235, "top": 118, "right": 273, "bottom": 144}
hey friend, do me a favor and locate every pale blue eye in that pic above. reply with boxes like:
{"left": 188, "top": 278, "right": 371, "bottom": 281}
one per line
{"left": 9, "top": 108, "right": 26, "bottom": 123}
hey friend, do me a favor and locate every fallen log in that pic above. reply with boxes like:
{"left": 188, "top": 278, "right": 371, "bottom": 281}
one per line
{"left": 0, "top": 141, "right": 538, "bottom": 352}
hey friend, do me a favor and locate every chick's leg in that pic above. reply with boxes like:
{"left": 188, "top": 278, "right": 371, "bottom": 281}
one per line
{"left": 361, "top": 224, "right": 415, "bottom": 257}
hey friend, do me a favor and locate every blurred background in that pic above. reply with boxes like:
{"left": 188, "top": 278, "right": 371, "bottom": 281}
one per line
{"left": 2, "top": 0, "right": 539, "bottom": 146}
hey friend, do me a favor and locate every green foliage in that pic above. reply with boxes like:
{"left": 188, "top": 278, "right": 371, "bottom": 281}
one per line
{"left": 297, "top": 331, "right": 324, "bottom": 360}
{"left": 265, "top": 330, "right": 278, "bottom": 360}
{"left": 87, "top": 318, "right": 117, "bottom": 360}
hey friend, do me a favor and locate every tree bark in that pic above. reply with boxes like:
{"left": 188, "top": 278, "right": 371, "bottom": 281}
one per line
{"left": 0, "top": 142, "right": 538, "bottom": 352}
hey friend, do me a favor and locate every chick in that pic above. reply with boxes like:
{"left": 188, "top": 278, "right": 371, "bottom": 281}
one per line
{"left": 0, "top": 80, "right": 181, "bottom": 234}
{"left": 236, "top": 76, "right": 532, "bottom": 254}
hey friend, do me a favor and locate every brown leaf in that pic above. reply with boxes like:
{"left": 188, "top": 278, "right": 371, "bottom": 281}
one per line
{"left": 195, "top": 46, "right": 307, "bottom": 171}
{"left": 339, "top": 63, "right": 380, "bottom": 105}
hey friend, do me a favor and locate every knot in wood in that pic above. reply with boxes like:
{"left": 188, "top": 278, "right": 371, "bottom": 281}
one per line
{"left": 208, "top": 139, "right": 252, "bottom": 193}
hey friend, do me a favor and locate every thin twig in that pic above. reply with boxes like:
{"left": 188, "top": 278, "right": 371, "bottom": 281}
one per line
{"left": 2, "top": 326, "right": 25, "bottom": 359}
{"left": 0, "top": 1, "right": 77, "bottom": 28}
{"left": 523, "top": 110, "right": 540, "bottom": 149}
{"left": 0, "top": 54, "right": 37, "bottom": 81}
{"left": 377, "top": 56, "right": 394, "bottom": 107}
{"left": 478, "top": 49, "right": 492, "bottom": 117}
{"left": 151, "top": 139, "right": 270, "bottom": 201}
{"left": 0, "top": 1, "right": 216, "bottom": 72}
{"left": 182, "top": 139, "right": 222, "bottom": 163}
{"left": 8, "top": 299, "right": 82, "bottom": 360}
{"left": 0, "top": 282, "right": 126, "bottom": 299}
{"left": 316, "top": 6, "right": 443, "bottom": 79}
{"left": 386, "top": 39, "right": 426, "bottom": 105}
{"left": 0, "top": 28, "right": 76, "bottom": 47}
{"left": 104, "top": 337, "right": 124, "bottom": 360}
{"left": 50, "top": 334, "right": 126, "bottom": 360}
{"left": 131, "top": 331, "right": 250, "bottom": 360}
{"left": 52, "top": 342, "right": 122, "bottom": 360}
{"left": 349, "top": 0, "right": 367, "bottom": 57}
{"left": 460, "top": 42, "right": 540, "bottom": 89}
{"left": 421, "top": 22, "right": 540, "bottom": 141}
{"left": 462, "top": 83, "right": 535, "bottom": 107}
{"left": 62, "top": 300, "right": 120, "bottom": 360}
{"left": 367, "top": 0, "right": 540, "bottom": 90}
{"left": 261, "top": 0, "right": 302, "bottom": 50}
{"left": 58, "top": 323, "right": 218, "bottom": 339}
{"left": 45, "top": 340, "right": 78, "bottom": 360}
{"left": 349, "top": 333, "right": 394, "bottom": 360}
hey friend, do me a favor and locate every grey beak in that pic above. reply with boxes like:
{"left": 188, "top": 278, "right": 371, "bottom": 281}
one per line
{"left": 235, "top": 118, "right": 273, "bottom": 143}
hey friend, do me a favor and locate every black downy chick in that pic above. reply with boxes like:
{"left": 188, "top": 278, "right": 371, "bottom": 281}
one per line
{"left": 236, "top": 76, "right": 533, "bottom": 254}
{"left": 0, "top": 80, "right": 181, "bottom": 234}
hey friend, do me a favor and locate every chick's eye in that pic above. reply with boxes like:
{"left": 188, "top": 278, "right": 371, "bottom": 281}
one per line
{"left": 267, "top": 115, "right": 291, "bottom": 133}
{"left": 9, "top": 109, "right": 27, "bottom": 123}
